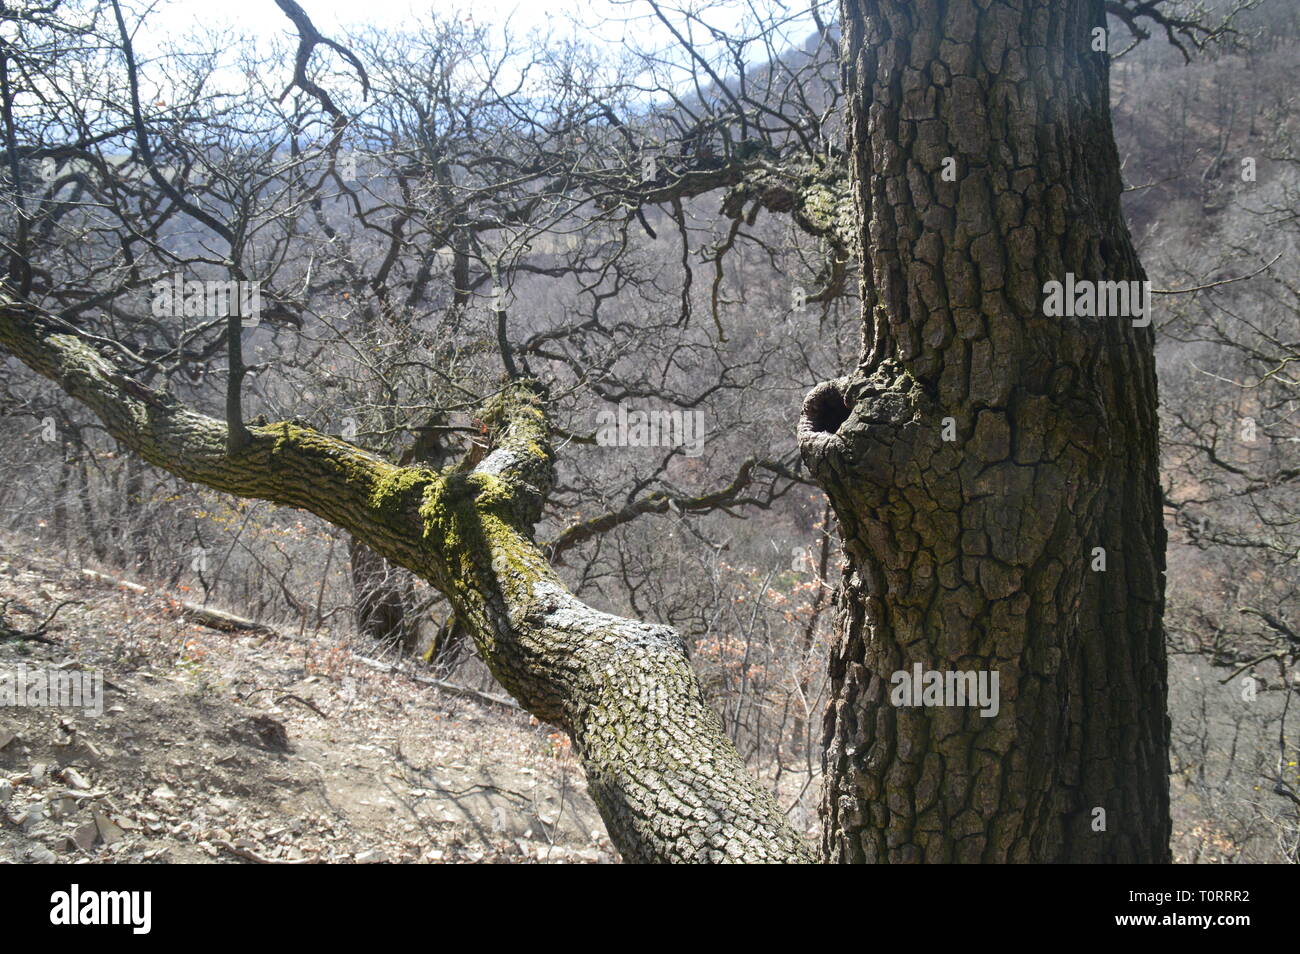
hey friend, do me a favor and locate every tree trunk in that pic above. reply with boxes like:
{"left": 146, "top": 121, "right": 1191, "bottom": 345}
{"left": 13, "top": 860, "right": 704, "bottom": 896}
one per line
{"left": 424, "top": 608, "right": 468, "bottom": 673}
{"left": 800, "top": 0, "right": 1169, "bottom": 862}
{"left": 348, "top": 535, "right": 420, "bottom": 654}
{"left": 75, "top": 453, "right": 109, "bottom": 563}
{"left": 122, "top": 453, "right": 152, "bottom": 574}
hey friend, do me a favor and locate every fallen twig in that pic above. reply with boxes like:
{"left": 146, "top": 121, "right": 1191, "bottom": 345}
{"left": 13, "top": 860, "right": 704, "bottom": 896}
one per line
{"left": 212, "top": 838, "right": 318, "bottom": 865}
{"left": 352, "top": 655, "right": 519, "bottom": 712}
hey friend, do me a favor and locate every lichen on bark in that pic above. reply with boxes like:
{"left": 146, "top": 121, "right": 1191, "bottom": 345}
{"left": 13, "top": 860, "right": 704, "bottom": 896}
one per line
{"left": 0, "top": 297, "right": 812, "bottom": 862}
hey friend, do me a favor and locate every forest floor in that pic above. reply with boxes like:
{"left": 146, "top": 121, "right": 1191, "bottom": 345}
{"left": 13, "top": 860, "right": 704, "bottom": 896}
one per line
{"left": 0, "top": 536, "right": 615, "bottom": 864}
{"left": 0, "top": 531, "right": 1279, "bottom": 864}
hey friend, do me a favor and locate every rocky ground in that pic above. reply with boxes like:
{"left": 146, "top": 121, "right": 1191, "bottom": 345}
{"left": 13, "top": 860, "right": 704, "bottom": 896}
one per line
{"left": 0, "top": 540, "right": 614, "bottom": 864}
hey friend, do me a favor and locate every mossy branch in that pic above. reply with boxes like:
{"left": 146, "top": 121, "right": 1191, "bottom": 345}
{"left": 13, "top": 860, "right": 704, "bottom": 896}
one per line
{"left": 0, "top": 295, "right": 813, "bottom": 863}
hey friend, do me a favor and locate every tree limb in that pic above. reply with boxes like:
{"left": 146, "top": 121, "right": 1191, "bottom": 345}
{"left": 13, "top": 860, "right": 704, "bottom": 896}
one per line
{"left": 0, "top": 293, "right": 812, "bottom": 863}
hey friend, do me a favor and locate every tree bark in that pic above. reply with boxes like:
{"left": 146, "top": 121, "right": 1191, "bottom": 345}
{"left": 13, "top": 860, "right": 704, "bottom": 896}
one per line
{"left": 0, "top": 297, "right": 812, "bottom": 863}
{"left": 800, "top": 0, "right": 1169, "bottom": 862}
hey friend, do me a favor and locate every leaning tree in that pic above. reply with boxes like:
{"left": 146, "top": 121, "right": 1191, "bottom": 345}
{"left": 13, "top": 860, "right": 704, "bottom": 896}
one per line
{"left": 3, "top": 0, "right": 1238, "bottom": 861}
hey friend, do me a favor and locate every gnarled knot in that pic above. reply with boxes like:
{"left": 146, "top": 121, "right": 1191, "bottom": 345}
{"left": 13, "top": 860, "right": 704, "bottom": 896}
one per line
{"left": 798, "top": 378, "right": 852, "bottom": 475}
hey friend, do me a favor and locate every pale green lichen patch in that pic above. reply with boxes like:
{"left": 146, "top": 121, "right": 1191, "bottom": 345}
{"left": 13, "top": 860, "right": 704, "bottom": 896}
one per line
{"left": 418, "top": 472, "right": 549, "bottom": 590}
{"left": 368, "top": 466, "right": 437, "bottom": 518}
{"left": 799, "top": 175, "right": 855, "bottom": 246}
{"left": 480, "top": 383, "right": 553, "bottom": 466}
{"left": 801, "top": 182, "right": 840, "bottom": 231}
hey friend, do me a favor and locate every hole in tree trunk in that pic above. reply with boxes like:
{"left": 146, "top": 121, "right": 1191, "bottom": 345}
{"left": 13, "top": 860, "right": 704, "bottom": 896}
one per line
{"left": 804, "top": 381, "right": 852, "bottom": 435}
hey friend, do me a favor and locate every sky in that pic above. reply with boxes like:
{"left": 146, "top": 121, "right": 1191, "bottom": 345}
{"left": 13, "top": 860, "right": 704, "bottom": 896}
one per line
{"left": 115, "top": 0, "right": 824, "bottom": 112}
{"left": 132, "top": 0, "right": 767, "bottom": 55}
{"left": 141, "top": 0, "right": 614, "bottom": 38}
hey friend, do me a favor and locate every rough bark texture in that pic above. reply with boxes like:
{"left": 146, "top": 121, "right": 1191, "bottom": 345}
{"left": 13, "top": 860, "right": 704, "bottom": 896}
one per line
{"left": 800, "top": 0, "right": 1169, "bottom": 862}
{"left": 0, "top": 297, "right": 813, "bottom": 863}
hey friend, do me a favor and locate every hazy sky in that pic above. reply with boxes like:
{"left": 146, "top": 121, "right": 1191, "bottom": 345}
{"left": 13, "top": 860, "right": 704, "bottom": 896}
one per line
{"left": 117, "top": 0, "right": 821, "bottom": 109}
{"left": 145, "top": 0, "right": 604, "bottom": 35}
{"left": 132, "top": 0, "right": 762, "bottom": 53}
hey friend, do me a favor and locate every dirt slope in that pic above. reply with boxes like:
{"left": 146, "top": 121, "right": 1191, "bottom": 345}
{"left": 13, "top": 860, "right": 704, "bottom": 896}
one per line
{"left": 0, "top": 538, "right": 613, "bottom": 864}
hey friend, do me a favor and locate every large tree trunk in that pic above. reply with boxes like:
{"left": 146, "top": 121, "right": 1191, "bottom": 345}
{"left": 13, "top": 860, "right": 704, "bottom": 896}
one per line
{"left": 800, "top": 0, "right": 1169, "bottom": 862}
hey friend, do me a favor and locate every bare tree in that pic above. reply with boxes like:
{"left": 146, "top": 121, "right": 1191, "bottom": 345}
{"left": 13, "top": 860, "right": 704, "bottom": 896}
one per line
{"left": 0, "top": 0, "right": 1272, "bottom": 861}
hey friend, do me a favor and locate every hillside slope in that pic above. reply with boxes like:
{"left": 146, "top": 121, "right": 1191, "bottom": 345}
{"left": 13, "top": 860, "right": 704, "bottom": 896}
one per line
{"left": 0, "top": 536, "right": 613, "bottom": 864}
